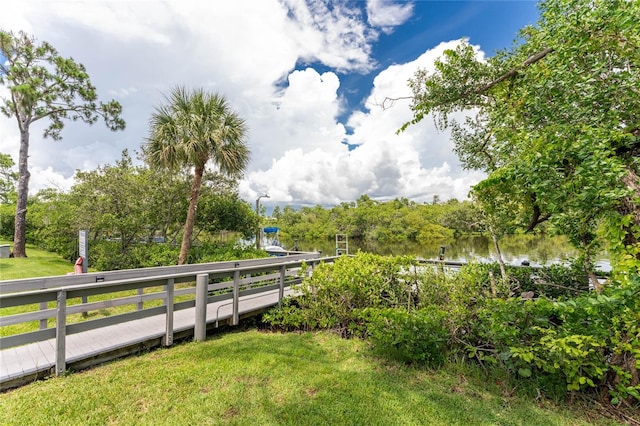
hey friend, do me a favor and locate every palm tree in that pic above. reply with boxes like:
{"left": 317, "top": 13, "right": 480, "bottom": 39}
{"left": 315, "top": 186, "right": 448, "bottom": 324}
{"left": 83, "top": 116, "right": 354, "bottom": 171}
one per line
{"left": 145, "top": 87, "right": 250, "bottom": 265}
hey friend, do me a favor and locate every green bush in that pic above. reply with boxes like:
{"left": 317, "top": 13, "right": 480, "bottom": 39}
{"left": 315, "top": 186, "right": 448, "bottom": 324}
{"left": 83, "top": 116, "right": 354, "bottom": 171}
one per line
{"left": 264, "top": 254, "right": 639, "bottom": 407}
{"left": 264, "top": 252, "right": 417, "bottom": 336}
{"left": 133, "top": 243, "right": 180, "bottom": 267}
{"left": 467, "top": 278, "right": 640, "bottom": 404}
{"left": 88, "top": 241, "right": 265, "bottom": 271}
{"left": 0, "top": 202, "right": 14, "bottom": 239}
{"left": 416, "top": 265, "right": 482, "bottom": 338}
{"left": 89, "top": 240, "right": 134, "bottom": 270}
{"left": 360, "top": 307, "right": 449, "bottom": 367}
{"left": 188, "top": 241, "right": 266, "bottom": 263}
{"left": 459, "top": 261, "right": 591, "bottom": 299}
{"left": 261, "top": 298, "right": 310, "bottom": 332}
{"left": 416, "top": 223, "right": 454, "bottom": 243}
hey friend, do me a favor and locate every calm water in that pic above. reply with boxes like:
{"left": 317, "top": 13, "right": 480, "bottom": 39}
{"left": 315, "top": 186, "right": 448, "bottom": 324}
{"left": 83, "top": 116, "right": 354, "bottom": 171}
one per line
{"left": 290, "top": 234, "right": 610, "bottom": 270}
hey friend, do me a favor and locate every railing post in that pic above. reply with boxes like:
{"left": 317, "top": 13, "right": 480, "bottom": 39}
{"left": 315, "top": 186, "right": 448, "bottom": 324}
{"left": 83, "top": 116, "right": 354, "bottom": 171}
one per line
{"left": 164, "top": 278, "right": 174, "bottom": 346}
{"left": 232, "top": 270, "right": 240, "bottom": 325}
{"left": 194, "top": 274, "right": 208, "bottom": 342}
{"left": 55, "top": 290, "right": 67, "bottom": 376}
{"left": 279, "top": 265, "right": 286, "bottom": 307}
{"left": 39, "top": 301, "right": 47, "bottom": 330}
{"left": 81, "top": 296, "right": 88, "bottom": 318}
{"left": 137, "top": 288, "right": 144, "bottom": 311}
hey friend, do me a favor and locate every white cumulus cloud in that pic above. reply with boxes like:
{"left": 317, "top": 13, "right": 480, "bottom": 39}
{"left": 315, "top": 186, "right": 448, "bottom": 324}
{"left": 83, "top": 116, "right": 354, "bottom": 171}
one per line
{"left": 0, "top": 1, "right": 486, "bottom": 208}
{"left": 366, "top": 0, "right": 414, "bottom": 34}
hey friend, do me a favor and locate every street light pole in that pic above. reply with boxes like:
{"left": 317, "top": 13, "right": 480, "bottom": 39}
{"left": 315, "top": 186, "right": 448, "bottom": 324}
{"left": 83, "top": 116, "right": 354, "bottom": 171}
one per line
{"left": 255, "top": 194, "right": 269, "bottom": 249}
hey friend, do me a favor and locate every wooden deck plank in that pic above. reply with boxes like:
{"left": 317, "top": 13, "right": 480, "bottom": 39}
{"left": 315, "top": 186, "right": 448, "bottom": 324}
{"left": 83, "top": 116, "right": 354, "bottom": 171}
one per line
{"left": 64, "top": 338, "right": 84, "bottom": 360}
{"left": 37, "top": 339, "right": 56, "bottom": 364}
{"left": 1, "top": 286, "right": 289, "bottom": 386}
{"left": 123, "top": 316, "right": 163, "bottom": 340}
{"left": 0, "top": 340, "right": 56, "bottom": 384}
{"left": 0, "top": 348, "right": 9, "bottom": 378}
{"left": 8, "top": 347, "right": 25, "bottom": 377}
{"left": 67, "top": 333, "right": 105, "bottom": 360}
{"left": 25, "top": 342, "right": 52, "bottom": 373}
{"left": 79, "top": 322, "right": 145, "bottom": 353}
{"left": 172, "top": 307, "right": 194, "bottom": 330}
{"left": 77, "top": 333, "right": 109, "bottom": 354}
{"left": 10, "top": 345, "right": 34, "bottom": 375}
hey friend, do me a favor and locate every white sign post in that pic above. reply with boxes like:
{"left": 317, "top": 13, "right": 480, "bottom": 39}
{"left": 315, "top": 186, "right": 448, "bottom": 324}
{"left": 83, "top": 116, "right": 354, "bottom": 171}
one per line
{"left": 79, "top": 230, "right": 88, "bottom": 273}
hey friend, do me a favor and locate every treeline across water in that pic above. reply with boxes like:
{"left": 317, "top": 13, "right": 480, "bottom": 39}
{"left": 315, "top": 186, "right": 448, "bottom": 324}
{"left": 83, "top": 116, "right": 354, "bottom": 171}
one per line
{"left": 271, "top": 194, "right": 484, "bottom": 245}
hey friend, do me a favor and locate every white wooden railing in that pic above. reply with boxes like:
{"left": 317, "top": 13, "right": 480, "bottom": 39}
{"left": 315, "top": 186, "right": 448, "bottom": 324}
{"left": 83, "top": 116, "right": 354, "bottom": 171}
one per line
{"left": 0, "top": 253, "right": 338, "bottom": 377}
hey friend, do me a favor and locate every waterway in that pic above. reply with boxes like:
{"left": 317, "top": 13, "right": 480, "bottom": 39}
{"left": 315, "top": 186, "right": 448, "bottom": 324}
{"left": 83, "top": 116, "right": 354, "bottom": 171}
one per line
{"left": 291, "top": 234, "right": 610, "bottom": 271}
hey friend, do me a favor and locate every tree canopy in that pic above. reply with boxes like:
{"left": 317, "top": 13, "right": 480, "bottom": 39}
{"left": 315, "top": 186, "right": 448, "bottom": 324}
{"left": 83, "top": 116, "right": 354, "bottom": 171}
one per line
{"left": 4, "top": 150, "right": 258, "bottom": 269}
{"left": 0, "top": 30, "right": 125, "bottom": 257}
{"left": 401, "top": 0, "right": 640, "bottom": 285}
{"left": 0, "top": 153, "right": 18, "bottom": 204}
{"left": 271, "top": 195, "right": 480, "bottom": 245}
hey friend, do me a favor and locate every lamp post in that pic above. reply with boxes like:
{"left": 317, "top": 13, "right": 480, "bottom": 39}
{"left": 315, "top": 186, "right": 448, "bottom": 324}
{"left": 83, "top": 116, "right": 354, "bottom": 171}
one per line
{"left": 256, "top": 194, "right": 269, "bottom": 249}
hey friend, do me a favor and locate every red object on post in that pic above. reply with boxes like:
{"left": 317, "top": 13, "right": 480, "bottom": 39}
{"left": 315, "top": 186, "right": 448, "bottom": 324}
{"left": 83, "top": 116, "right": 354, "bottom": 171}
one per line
{"left": 74, "top": 256, "right": 84, "bottom": 274}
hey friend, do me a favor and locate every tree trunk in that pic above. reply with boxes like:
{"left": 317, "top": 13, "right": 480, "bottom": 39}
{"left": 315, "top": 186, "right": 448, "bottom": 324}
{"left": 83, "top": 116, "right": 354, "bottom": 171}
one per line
{"left": 583, "top": 253, "right": 602, "bottom": 293}
{"left": 13, "top": 126, "right": 30, "bottom": 258}
{"left": 178, "top": 165, "right": 204, "bottom": 265}
{"left": 490, "top": 227, "right": 507, "bottom": 283}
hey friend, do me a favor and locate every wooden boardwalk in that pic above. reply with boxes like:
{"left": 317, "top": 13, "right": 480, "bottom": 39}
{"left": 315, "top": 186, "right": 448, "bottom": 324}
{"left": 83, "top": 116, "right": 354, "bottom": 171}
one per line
{"left": 1, "top": 287, "right": 290, "bottom": 390}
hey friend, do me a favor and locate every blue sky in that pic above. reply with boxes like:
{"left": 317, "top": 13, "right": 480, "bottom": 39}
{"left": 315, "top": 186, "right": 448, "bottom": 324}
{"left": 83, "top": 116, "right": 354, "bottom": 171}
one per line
{"left": 0, "top": 0, "right": 540, "bottom": 207}
{"left": 291, "top": 1, "right": 538, "bottom": 124}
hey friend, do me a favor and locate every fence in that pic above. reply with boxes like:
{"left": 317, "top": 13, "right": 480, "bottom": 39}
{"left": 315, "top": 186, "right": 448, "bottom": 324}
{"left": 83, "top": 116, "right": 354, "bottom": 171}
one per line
{"left": 0, "top": 253, "right": 337, "bottom": 384}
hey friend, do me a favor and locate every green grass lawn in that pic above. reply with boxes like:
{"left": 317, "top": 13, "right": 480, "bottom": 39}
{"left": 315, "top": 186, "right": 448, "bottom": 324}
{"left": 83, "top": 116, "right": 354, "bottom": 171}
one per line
{"left": 1, "top": 242, "right": 80, "bottom": 336}
{"left": 0, "top": 329, "right": 622, "bottom": 426}
{"left": 0, "top": 241, "right": 76, "bottom": 280}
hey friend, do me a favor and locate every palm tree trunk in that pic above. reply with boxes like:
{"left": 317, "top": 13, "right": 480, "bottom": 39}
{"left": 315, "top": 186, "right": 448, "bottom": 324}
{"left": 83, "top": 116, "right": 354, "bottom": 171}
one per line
{"left": 178, "top": 164, "right": 204, "bottom": 265}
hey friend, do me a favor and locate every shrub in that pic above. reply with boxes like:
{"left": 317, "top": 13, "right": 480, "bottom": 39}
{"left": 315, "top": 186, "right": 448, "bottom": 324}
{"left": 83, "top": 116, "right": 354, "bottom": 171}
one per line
{"left": 188, "top": 241, "right": 266, "bottom": 263}
{"left": 458, "top": 261, "right": 591, "bottom": 299}
{"left": 414, "top": 265, "right": 484, "bottom": 352}
{"left": 360, "top": 307, "right": 449, "bottom": 367}
{"left": 133, "top": 243, "right": 180, "bottom": 267}
{"left": 263, "top": 252, "right": 417, "bottom": 336}
{"left": 88, "top": 241, "right": 265, "bottom": 271}
{"left": 265, "top": 253, "right": 639, "bottom": 407}
{"left": 467, "top": 278, "right": 640, "bottom": 404}
{"left": 89, "top": 240, "right": 135, "bottom": 271}
{"left": 416, "top": 223, "right": 455, "bottom": 243}
{"left": 261, "top": 298, "right": 310, "bottom": 333}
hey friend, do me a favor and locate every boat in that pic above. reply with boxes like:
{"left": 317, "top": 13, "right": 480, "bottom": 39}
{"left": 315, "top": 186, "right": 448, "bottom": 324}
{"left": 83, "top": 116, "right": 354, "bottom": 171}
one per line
{"left": 261, "top": 227, "right": 288, "bottom": 256}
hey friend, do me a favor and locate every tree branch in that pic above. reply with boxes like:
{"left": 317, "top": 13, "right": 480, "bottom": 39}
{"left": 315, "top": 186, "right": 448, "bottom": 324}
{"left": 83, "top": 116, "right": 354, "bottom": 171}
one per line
{"left": 475, "top": 47, "right": 554, "bottom": 94}
{"left": 379, "top": 96, "right": 413, "bottom": 110}
{"left": 525, "top": 193, "right": 551, "bottom": 232}
{"left": 381, "top": 47, "right": 554, "bottom": 111}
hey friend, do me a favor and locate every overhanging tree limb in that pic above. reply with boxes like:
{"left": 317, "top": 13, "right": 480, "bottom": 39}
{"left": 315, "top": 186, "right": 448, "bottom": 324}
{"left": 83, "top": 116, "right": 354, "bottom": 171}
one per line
{"left": 382, "top": 47, "right": 554, "bottom": 111}
{"left": 475, "top": 47, "right": 554, "bottom": 94}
